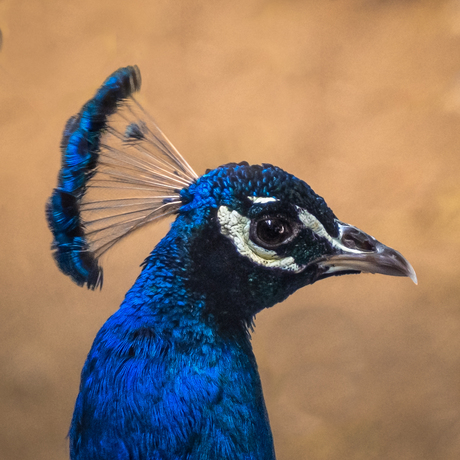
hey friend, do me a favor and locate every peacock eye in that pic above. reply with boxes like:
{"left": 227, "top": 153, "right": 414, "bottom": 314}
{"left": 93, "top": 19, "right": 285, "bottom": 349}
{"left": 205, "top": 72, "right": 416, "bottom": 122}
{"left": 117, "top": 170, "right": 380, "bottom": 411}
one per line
{"left": 250, "top": 216, "right": 295, "bottom": 249}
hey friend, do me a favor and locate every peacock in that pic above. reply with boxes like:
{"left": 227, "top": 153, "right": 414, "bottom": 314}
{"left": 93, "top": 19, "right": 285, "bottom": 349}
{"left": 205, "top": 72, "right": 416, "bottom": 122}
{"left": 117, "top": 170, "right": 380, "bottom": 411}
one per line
{"left": 47, "top": 66, "right": 417, "bottom": 460}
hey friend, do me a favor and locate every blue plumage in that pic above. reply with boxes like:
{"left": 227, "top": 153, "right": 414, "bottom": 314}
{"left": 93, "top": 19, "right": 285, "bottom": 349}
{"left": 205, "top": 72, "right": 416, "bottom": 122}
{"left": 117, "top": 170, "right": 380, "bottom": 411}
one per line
{"left": 69, "top": 219, "right": 275, "bottom": 459}
{"left": 47, "top": 66, "right": 416, "bottom": 460}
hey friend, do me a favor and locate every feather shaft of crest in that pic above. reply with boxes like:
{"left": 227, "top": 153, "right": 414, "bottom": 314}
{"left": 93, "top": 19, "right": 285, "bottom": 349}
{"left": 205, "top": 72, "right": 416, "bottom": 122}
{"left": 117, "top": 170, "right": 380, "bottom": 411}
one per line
{"left": 91, "top": 176, "right": 182, "bottom": 191}
{"left": 81, "top": 197, "right": 179, "bottom": 211}
{"left": 90, "top": 168, "right": 181, "bottom": 190}
{"left": 87, "top": 184, "right": 179, "bottom": 192}
{"left": 85, "top": 203, "right": 176, "bottom": 225}
{"left": 129, "top": 98, "right": 198, "bottom": 181}
{"left": 85, "top": 202, "right": 178, "bottom": 236}
{"left": 99, "top": 143, "right": 191, "bottom": 187}
{"left": 46, "top": 66, "right": 196, "bottom": 289}
{"left": 97, "top": 158, "right": 192, "bottom": 188}
{"left": 101, "top": 129, "right": 193, "bottom": 181}
{"left": 88, "top": 207, "right": 179, "bottom": 256}
{"left": 110, "top": 99, "right": 197, "bottom": 182}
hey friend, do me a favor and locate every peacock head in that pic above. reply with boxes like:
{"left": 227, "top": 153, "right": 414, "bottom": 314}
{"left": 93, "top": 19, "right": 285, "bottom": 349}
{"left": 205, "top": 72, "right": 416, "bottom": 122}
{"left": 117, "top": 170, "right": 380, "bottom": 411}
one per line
{"left": 161, "top": 162, "right": 416, "bottom": 320}
{"left": 47, "top": 65, "right": 416, "bottom": 318}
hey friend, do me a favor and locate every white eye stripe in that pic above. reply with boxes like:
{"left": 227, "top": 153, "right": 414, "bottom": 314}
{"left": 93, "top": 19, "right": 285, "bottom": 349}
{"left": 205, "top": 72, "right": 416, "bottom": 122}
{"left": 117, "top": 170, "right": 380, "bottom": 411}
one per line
{"left": 296, "top": 207, "right": 362, "bottom": 254}
{"left": 296, "top": 208, "right": 332, "bottom": 240}
{"left": 217, "top": 205, "right": 302, "bottom": 272}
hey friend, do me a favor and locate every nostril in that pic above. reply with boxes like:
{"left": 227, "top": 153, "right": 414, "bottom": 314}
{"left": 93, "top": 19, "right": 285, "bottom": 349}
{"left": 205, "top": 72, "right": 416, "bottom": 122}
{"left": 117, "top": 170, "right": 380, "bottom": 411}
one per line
{"left": 342, "top": 234, "right": 358, "bottom": 249}
{"left": 360, "top": 238, "right": 376, "bottom": 251}
{"left": 342, "top": 229, "right": 376, "bottom": 252}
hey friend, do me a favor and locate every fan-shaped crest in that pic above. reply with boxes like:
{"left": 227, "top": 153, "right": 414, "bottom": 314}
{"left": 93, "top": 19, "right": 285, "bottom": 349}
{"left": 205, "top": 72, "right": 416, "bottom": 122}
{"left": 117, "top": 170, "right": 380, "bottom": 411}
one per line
{"left": 47, "top": 66, "right": 197, "bottom": 288}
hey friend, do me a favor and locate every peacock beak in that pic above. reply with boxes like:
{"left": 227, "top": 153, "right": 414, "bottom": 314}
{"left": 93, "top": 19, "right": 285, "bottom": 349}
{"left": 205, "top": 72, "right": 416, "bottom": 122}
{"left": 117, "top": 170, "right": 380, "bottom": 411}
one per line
{"left": 313, "top": 221, "right": 417, "bottom": 284}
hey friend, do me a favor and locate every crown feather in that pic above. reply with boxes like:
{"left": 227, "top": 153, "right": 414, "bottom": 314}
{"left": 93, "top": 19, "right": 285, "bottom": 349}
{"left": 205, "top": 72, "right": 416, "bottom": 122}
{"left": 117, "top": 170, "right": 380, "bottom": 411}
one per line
{"left": 47, "top": 66, "right": 197, "bottom": 289}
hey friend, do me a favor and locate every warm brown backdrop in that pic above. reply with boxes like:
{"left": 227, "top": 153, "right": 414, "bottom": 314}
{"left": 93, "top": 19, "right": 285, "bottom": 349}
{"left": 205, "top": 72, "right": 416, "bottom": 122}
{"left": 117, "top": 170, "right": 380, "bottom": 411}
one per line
{"left": 1, "top": 1, "right": 459, "bottom": 459}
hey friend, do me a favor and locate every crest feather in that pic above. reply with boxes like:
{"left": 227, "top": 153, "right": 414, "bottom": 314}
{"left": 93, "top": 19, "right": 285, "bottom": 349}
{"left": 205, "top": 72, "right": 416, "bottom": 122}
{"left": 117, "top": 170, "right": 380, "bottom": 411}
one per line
{"left": 47, "top": 66, "right": 197, "bottom": 288}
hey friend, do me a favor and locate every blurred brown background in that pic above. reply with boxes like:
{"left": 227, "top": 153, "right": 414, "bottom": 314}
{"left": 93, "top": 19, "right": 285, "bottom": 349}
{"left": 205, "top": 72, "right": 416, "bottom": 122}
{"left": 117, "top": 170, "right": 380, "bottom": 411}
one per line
{"left": 1, "top": 0, "right": 460, "bottom": 459}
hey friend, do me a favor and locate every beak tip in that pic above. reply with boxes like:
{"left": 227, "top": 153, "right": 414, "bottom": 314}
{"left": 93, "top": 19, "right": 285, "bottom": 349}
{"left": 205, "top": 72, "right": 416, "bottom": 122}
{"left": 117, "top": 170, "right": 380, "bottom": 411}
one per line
{"left": 401, "top": 256, "right": 417, "bottom": 285}
{"left": 408, "top": 266, "right": 418, "bottom": 285}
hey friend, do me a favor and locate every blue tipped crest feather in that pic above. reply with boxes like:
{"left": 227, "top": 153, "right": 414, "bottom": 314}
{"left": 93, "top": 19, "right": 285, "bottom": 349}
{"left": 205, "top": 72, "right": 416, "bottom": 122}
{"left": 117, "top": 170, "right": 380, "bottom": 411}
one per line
{"left": 47, "top": 66, "right": 141, "bottom": 289}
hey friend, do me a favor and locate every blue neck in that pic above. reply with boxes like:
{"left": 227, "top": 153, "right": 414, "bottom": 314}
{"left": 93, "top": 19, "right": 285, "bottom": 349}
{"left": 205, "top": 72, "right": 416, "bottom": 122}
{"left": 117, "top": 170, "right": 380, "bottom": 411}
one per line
{"left": 70, "top": 216, "right": 276, "bottom": 460}
{"left": 122, "top": 217, "right": 245, "bottom": 338}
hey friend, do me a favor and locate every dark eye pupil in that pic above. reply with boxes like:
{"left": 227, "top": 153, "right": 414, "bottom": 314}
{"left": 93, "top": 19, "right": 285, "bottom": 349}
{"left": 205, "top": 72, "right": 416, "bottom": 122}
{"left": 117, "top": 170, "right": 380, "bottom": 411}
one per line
{"left": 249, "top": 215, "right": 296, "bottom": 249}
{"left": 254, "top": 218, "right": 293, "bottom": 248}
{"left": 258, "top": 220, "right": 285, "bottom": 242}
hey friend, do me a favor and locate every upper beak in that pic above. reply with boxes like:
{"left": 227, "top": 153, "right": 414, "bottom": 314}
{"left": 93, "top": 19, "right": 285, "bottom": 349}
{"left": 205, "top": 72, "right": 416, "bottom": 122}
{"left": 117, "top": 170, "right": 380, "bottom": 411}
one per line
{"left": 313, "top": 221, "right": 417, "bottom": 284}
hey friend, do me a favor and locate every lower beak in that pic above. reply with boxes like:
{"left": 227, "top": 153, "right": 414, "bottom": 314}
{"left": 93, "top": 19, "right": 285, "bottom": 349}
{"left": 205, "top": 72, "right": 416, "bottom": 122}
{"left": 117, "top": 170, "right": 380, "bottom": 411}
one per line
{"left": 312, "top": 221, "right": 417, "bottom": 284}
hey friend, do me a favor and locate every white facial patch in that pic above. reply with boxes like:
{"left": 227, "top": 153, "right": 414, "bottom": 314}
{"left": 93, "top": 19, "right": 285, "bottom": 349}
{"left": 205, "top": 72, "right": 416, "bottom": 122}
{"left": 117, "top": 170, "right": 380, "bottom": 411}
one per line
{"left": 217, "top": 198, "right": 365, "bottom": 273}
{"left": 217, "top": 204, "right": 302, "bottom": 272}
{"left": 247, "top": 196, "right": 279, "bottom": 204}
